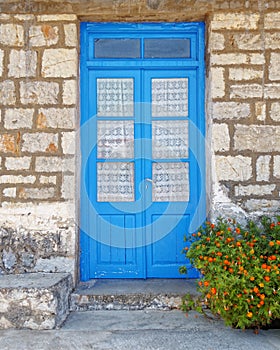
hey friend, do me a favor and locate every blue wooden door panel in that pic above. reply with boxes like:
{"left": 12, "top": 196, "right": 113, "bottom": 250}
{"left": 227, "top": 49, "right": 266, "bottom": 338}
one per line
{"left": 80, "top": 22, "right": 205, "bottom": 280}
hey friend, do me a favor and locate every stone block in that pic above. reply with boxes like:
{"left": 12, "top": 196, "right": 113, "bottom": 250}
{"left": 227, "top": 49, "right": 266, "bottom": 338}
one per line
{"left": 4, "top": 108, "right": 33, "bottom": 129}
{"left": 265, "top": 33, "right": 280, "bottom": 50}
{"left": 5, "top": 157, "right": 31, "bottom": 171}
{"left": 274, "top": 156, "right": 280, "bottom": 179}
{"left": 229, "top": 68, "right": 263, "bottom": 81}
{"left": 210, "top": 67, "right": 225, "bottom": 98}
{"left": 3, "top": 188, "right": 16, "bottom": 198}
{"left": 62, "top": 80, "right": 77, "bottom": 105}
{"left": 212, "top": 123, "right": 230, "bottom": 152}
{"left": 215, "top": 155, "right": 252, "bottom": 181}
{"left": 264, "top": 12, "right": 280, "bottom": 29}
{"left": 269, "top": 53, "right": 280, "bottom": 81}
{"left": 8, "top": 50, "right": 37, "bottom": 78}
{"left": 256, "top": 155, "right": 271, "bottom": 182}
{"left": 37, "top": 108, "right": 75, "bottom": 129}
{"left": 232, "top": 33, "right": 262, "bottom": 51}
{"left": 42, "top": 49, "right": 77, "bottom": 78}
{"left": 19, "top": 187, "right": 56, "bottom": 200}
{"left": 20, "top": 82, "right": 59, "bottom": 105}
{"left": 39, "top": 175, "right": 56, "bottom": 185}
{"left": 0, "top": 273, "right": 73, "bottom": 329}
{"left": 211, "top": 13, "right": 259, "bottom": 30}
{"left": 234, "top": 125, "right": 280, "bottom": 152}
{"left": 0, "top": 81, "right": 16, "bottom": 105}
{"left": 211, "top": 53, "right": 247, "bottom": 66}
{"left": 209, "top": 32, "right": 225, "bottom": 51}
{"left": 64, "top": 24, "right": 77, "bottom": 47}
{"left": 62, "top": 175, "right": 75, "bottom": 200}
{"left": 264, "top": 84, "right": 280, "bottom": 99}
{"left": 249, "top": 53, "right": 265, "bottom": 65}
{"left": 14, "top": 15, "right": 35, "bottom": 21}
{"left": 235, "top": 184, "right": 275, "bottom": 197}
{"left": 35, "top": 156, "right": 75, "bottom": 173}
{"left": 0, "top": 49, "right": 3, "bottom": 76}
{"left": 37, "top": 14, "right": 77, "bottom": 21}
{"left": 243, "top": 199, "right": 280, "bottom": 213}
{"left": 0, "top": 175, "right": 36, "bottom": 184}
{"left": 62, "top": 131, "right": 75, "bottom": 155}
{"left": 213, "top": 102, "right": 250, "bottom": 120}
{"left": 0, "top": 134, "right": 17, "bottom": 154}
{"left": 230, "top": 84, "right": 263, "bottom": 99}
{"left": 29, "top": 25, "right": 59, "bottom": 47}
{"left": 270, "top": 102, "right": 280, "bottom": 121}
{"left": 255, "top": 102, "right": 266, "bottom": 121}
{"left": 0, "top": 24, "right": 24, "bottom": 46}
{"left": 22, "top": 133, "right": 58, "bottom": 153}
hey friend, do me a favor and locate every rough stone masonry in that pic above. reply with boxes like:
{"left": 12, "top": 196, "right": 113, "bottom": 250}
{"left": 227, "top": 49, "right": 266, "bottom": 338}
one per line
{"left": 0, "top": 0, "right": 279, "bottom": 281}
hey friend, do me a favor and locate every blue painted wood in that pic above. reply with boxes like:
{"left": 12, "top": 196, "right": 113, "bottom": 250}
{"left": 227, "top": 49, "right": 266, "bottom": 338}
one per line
{"left": 80, "top": 22, "right": 205, "bottom": 280}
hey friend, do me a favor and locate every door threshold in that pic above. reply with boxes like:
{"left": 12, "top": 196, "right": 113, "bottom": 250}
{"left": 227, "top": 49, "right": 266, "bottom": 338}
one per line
{"left": 70, "top": 279, "right": 199, "bottom": 311}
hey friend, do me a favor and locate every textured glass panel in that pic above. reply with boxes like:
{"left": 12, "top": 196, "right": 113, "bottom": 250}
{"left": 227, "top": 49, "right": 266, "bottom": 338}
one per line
{"left": 97, "top": 120, "right": 134, "bottom": 159}
{"left": 152, "top": 120, "right": 188, "bottom": 159}
{"left": 152, "top": 162, "right": 189, "bottom": 202}
{"left": 152, "top": 78, "right": 188, "bottom": 117}
{"left": 97, "top": 78, "right": 134, "bottom": 117}
{"left": 97, "top": 162, "right": 134, "bottom": 202}
{"left": 95, "top": 39, "right": 140, "bottom": 58}
{"left": 145, "top": 39, "right": 190, "bottom": 58}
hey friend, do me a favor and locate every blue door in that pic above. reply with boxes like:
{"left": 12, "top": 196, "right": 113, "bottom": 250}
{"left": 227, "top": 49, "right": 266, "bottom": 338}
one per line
{"left": 80, "top": 23, "right": 205, "bottom": 280}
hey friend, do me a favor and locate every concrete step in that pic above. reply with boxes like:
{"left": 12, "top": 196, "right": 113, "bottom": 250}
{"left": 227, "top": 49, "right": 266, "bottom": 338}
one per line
{"left": 70, "top": 279, "right": 198, "bottom": 311}
{"left": 0, "top": 272, "right": 73, "bottom": 330}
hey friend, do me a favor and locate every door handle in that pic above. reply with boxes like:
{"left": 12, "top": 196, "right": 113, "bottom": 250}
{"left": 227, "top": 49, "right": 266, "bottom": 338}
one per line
{"left": 145, "top": 178, "right": 153, "bottom": 183}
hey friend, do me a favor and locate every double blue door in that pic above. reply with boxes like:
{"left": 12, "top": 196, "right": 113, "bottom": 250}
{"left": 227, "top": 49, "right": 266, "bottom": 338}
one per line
{"left": 80, "top": 23, "right": 205, "bottom": 280}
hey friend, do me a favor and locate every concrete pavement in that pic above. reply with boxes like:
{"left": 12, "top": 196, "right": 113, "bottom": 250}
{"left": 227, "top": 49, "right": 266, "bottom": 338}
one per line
{"left": 0, "top": 310, "right": 279, "bottom": 350}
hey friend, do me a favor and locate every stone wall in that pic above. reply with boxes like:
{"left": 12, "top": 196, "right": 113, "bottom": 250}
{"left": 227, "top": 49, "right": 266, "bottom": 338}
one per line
{"left": 0, "top": 0, "right": 279, "bottom": 279}
{"left": 0, "top": 11, "right": 78, "bottom": 278}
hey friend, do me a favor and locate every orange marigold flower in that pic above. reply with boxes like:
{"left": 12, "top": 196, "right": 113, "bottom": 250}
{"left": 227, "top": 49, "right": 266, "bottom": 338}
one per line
{"left": 261, "top": 263, "right": 267, "bottom": 269}
{"left": 206, "top": 293, "right": 211, "bottom": 299}
{"left": 228, "top": 268, "right": 234, "bottom": 273}
{"left": 211, "top": 287, "right": 217, "bottom": 295}
{"left": 250, "top": 276, "right": 255, "bottom": 281}
{"left": 260, "top": 300, "right": 265, "bottom": 306}
{"left": 247, "top": 312, "right": 253, "bottom": 318}
{"left": 235, "top": 228, "right": 241, "bottom": 234}
{"left": 217, "top": 252, "right": 222, "bottom": 257}
{"left": 198, "top": 281, "right": 202, "bottom": 286}
{"left": 211, "top": 224, "right": 215, "bottom": 229}
{"left": 276, "top": 240, "right": 280, "bottom": 245}
{"left": 236, "top": 241, "right": 241, "bottom": 247}
{"left": 269, "top": 241, "right": 275, "bottom": 247}
{"left": 253, "top": 286, "right": 259, "bottom": 293}
{"left": 264, "top": 276, "right": 270, "bottom": 282}
{"left": 260, "top": 294, "right": 265, "bottom": 300}
{"left": 259, "top": 283, "right": 264, "bottom": 288}
{"left": 270, "top": 223, "right": 275, "bottom": 229}
{"left": 227, "top": 227, "right": 231, "bottom": 232}
{"left": 206, "top": 237, "right": 211, "bottom": 242}
{"left": 204, "top": 281, "right": 210, "bottom": 287}
{"left": 208, "top": 257, "right": 214, "bottom": 263}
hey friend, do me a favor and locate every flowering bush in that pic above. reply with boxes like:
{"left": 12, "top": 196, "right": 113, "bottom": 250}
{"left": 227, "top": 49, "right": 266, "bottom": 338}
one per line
{"left": 180, "top": 217, "right": 280, "bottom": 330}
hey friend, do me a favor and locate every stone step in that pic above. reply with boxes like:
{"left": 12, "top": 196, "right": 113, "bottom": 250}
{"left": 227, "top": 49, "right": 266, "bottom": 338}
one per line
{"left": 70, "top": 279, "right": 198, "bottom": 311}
{"left": 0, "top": 272, "right": 73, "bottom": 330}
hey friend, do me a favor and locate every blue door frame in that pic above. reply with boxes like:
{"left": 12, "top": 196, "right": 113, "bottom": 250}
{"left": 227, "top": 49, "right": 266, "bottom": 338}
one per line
{"left": 80, "top": 22, "right": 205, "bottom": 280}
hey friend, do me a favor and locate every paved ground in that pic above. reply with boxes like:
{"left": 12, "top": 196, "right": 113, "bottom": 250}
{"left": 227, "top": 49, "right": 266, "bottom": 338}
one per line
{"left": 0, "top": 310, "right": 279, "bottom": 350}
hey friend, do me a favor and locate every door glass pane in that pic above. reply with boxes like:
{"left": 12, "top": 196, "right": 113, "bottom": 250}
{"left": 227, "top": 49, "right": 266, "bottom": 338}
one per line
{"left": 97, "top": 162, "right": 134, "bottom": 202}
{"left": 144, "top": 39, "right": 190, "bottom": 58}
{"left": 97, "top": 78, "right": 134, "bottom": 117}
{"left": 152, "top": 120, "right": 188, "bottom": 159}
{"left": 95, "top": 39, "right": 140, "bottom": 58}
{"left": 152, "top": 162, "right": 189, "bottom": 202}
{"left": 152, "top": 78, "right": 188, "bottom": 117}
{"left": 97, "top": 120, "right": 134, "bottom": 159}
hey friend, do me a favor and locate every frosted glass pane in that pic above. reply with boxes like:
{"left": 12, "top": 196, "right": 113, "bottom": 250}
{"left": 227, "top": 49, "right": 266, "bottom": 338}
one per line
{"left": 152, "top": 78, "right": 188, "bottom": 117}
{"left": 144, "top": 39, "right": 190, "bottom": 58}
{"left": 95, "top": 39, "right": 140, "bottom": 58}
{"left": 97, "top": 162, "right": 134, "bottom": 202}
{"left": 97, "top": 120, "right": 134, "bottom": 159}
{"left": 152, "top": 162, "right": 189, "bottom": 202}
{"left": 152, "top": 120, "right": 188, "bottom": 159}
{"left": 97, "top": 78, "right": 134, "bottom": 117}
